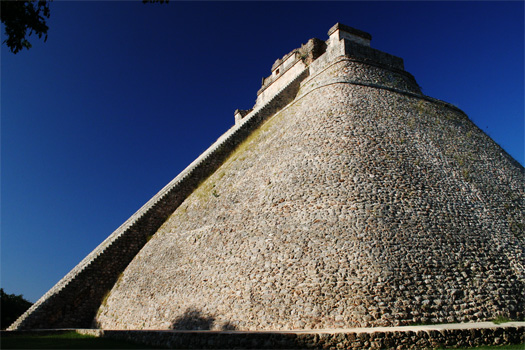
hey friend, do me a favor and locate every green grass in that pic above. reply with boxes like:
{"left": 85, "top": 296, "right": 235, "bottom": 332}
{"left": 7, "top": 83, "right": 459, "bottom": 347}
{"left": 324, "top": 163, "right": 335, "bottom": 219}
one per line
{"left": 492, "top": 316, "right": 514, "bottom": 325}
{"left": 0, "top": 331, "right": 155, "bottom": 349}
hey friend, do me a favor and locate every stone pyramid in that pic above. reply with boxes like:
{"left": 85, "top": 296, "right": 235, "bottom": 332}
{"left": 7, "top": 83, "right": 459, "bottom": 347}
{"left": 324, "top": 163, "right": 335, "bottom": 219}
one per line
{"left": 10, "top": 23, "right": 524, "bottom": 331}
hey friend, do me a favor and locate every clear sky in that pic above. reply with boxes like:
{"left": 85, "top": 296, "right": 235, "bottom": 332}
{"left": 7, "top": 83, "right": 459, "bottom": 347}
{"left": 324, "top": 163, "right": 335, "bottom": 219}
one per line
{"left": 1, "top": 1, "right": 523, "bottom": 303}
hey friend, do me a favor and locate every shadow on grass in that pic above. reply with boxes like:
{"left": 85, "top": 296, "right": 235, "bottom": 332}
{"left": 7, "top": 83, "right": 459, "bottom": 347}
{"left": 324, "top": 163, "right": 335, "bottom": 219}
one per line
{"left": 0, "top": 331, "right": 156, "bottom": 349}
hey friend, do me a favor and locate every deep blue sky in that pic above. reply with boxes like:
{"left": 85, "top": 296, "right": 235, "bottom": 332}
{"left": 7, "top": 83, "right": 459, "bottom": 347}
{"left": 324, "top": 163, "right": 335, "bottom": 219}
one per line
{"left": 2, "top": 2, "right": 523, "bottom": 303}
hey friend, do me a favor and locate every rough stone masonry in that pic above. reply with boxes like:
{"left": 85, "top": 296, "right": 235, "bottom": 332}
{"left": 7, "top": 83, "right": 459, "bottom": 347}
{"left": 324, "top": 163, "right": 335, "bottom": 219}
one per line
{"left": 10, "top": 23, "right": 524, "bottom": 335}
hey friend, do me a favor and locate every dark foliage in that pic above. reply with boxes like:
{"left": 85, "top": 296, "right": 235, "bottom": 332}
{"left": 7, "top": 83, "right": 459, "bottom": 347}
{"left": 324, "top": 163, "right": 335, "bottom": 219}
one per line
{"left": 1, "top": 288, "right": 32, "bottom": 329}
{"left": 1, "top": 0, "right": 167, "bottom": 54}
{"left": 1, "top": 0, "right": 51, "bottom": 54}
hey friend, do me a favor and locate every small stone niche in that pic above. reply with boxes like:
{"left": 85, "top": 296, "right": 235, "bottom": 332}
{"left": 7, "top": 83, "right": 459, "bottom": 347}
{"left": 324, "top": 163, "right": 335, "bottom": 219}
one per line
{"left": 234, "top": 109, "right": 253, "bottom": 124}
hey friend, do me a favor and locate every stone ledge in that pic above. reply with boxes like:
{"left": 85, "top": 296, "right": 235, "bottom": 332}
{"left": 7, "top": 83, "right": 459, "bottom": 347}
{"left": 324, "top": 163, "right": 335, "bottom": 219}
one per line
{"left": 3, "top": 322, "right": 524, "bottom": 349}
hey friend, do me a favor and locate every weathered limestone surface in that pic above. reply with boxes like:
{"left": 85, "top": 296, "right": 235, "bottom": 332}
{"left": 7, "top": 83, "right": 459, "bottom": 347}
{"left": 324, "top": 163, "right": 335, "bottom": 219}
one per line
{"left": 96, "top": 50, "right": 524, "bottom": 330}
{"left": 9, "top": 24, "right": 524, "bottom": 336}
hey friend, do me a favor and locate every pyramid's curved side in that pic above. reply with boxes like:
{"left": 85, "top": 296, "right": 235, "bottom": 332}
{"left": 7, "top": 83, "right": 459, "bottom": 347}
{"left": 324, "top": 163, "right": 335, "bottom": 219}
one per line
{"left": 10, "top": 24, "right": 524, "bottom": 331}
{"left": 7, "top": 54, "right": 309, "bottom": 331}
{"left": 95, "top": 56, "right": 524, "bottom": 330}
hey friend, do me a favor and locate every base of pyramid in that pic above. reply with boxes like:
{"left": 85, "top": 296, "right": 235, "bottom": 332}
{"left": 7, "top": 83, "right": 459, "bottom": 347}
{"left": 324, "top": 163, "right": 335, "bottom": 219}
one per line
{"left": 3, "top": 322, "right": 524, "bottom": 349}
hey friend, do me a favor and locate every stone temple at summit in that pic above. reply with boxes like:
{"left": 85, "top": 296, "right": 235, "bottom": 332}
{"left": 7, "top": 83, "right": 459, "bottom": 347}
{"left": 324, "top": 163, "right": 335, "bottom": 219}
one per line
{"left": 10, "top": 23, "right": 524, "bottom": 331}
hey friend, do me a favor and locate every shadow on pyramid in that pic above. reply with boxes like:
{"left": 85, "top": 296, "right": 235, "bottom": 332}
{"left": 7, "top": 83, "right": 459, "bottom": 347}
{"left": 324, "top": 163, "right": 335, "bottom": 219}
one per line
{"left": 10, "top": 23, "right": 524, "bottom": 331}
